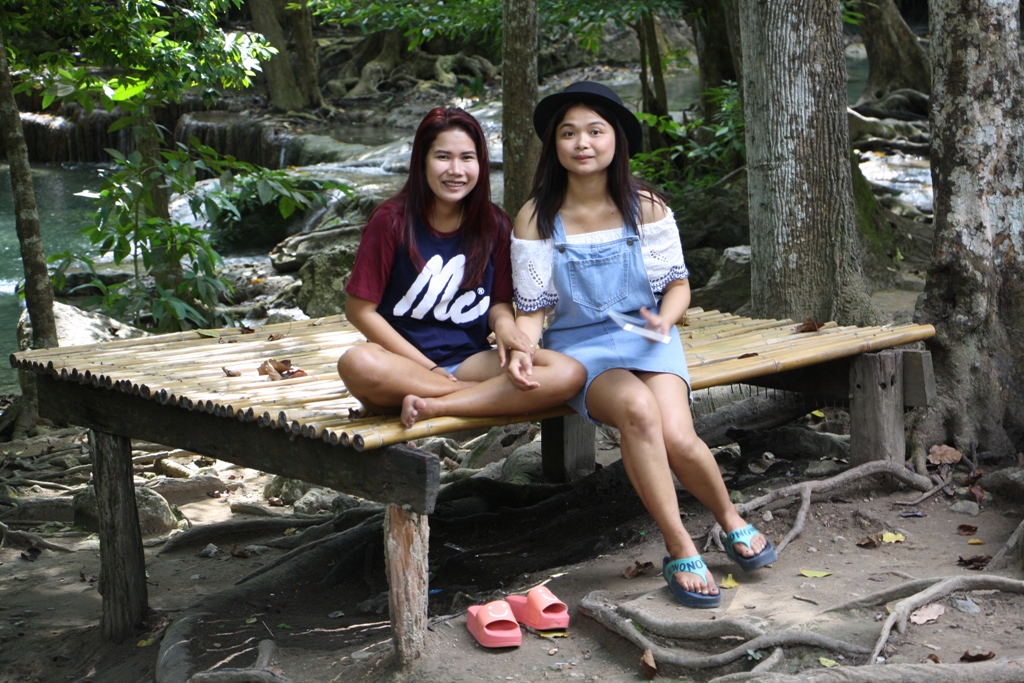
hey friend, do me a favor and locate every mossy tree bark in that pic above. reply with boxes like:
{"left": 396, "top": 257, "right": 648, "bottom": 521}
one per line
{"left": 684, "top": 0, "right": 739, "bottom": 118}
{"left": 857, "top": 0, "right": 931, "bottom": 104}
{"left": 249, "top": 0, "right": 306, "bottom": 111}
{"left": 741, "top": 1, "right": 875, "bottom": 325}
{"left": 291, "top": 0, "right": 323, "bottom": 109}
{"left": 913, "top": 0, "right": 1024, "bottom": 457}
{"left": 502, "top": 0, "right": 539, "bottom": 216}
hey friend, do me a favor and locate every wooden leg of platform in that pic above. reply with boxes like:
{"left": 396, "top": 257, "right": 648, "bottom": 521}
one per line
{"left": 541, "top": 414, "right": 596, "bottom": 482}
{"left": 89, "top": 430, "right": 148, "bottom": 642}
{"left": 384, "top": 504, "right": 429, "bottom": 664}
{"left": 849, "top": 351, "right": 906, "bottom": 466}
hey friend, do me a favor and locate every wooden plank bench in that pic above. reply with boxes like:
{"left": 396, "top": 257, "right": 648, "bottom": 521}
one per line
{"left": 10, "top": 309, "right": 935, "bottom": 663}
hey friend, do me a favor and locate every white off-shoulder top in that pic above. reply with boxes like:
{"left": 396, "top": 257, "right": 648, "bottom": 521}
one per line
{"left": 511, "top": 210, "right": 690, "bottom": 313}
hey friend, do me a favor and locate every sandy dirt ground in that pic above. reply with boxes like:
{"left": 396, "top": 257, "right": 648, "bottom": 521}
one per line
{"left": 2, "top": 445, "right": 1023, "bottom": 683}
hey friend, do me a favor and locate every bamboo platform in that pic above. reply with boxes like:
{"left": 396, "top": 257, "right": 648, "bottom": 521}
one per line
{"left": 11, "top": 309, "right": 935, "bottom": 452}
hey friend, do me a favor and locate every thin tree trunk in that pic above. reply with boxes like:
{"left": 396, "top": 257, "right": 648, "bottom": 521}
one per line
{"left": 642, "top": 12, "right": 668, "bottom": 118}
{"left": 0, "top": 26, "right": 56, "bottom": 351}
{"left": 502, "top": 0, "right": 539, "bottom": 215}
{"left": 857, "top": 0, "right": 931, "bottom": 104}
{"left": 914, "top": 0, "right": 1024, "bottom": 456}
{"left": 250, "top": 0, "right": 305, "bottom": 111}
{"left": 721, "top": 0, "right": 744, "bottom": 103}
{"left": 291, "top": 0, "right": 323, "bottom": 109}
{"left": 685, "top": 0, "right": 739, "bottom": 118}
{"left": 740, "top": 1, "right": 875, "bottom": 325}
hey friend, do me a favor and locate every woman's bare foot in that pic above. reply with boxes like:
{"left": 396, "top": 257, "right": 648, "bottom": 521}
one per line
{"left": 401, "top": 395, "right": 442, "bottom": 428}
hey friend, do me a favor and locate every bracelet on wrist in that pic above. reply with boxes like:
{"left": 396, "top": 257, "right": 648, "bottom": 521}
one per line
{"left": 429, "top": 365, "right": 442, "bottom": 372}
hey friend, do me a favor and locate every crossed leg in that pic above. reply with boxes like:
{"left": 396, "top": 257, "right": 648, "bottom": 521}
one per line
{"left": 337, "top": 343, "right": 585, "bottom": 428}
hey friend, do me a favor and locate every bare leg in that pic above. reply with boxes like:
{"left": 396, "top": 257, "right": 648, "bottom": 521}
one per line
{"left": 640, "top": 372, "right": 767, "bottom": 558}
{"left": 337, "top": 343, "right": 478, "bottom": 411}
{"left": 400, "top": 349, "right": 585, "bottom": 428}
{"left": 586, "top": 370, "right": 717, "bottom": 596}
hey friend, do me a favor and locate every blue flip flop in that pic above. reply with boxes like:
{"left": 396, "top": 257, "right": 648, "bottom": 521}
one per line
{"left": 662, "top": 555, "right": 721, "bottom": 608}
{"left": 725, "top": 524, "right": 776, "bottom": 571}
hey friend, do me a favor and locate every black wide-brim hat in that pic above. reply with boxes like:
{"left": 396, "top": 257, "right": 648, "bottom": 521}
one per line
{"left": 533, "top": 81, "right": 643, "bottom": 158}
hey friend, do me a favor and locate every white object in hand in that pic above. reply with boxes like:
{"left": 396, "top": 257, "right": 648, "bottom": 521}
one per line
{"left": 608, "top": 310, "right": 671, "bottom": 344}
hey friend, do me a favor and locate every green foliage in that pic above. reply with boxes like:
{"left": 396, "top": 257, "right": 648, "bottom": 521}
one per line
{"left": 311, "top": 0, "right": 679, "bottom": 53}
{"left": 632, "top": 82, "right": 745, "bottom": 193}
{"left": 49, "top": 139, "right": 347, "bottom": 332}
{"left": 841, "top": 1, "right": 866, "bottom": 25}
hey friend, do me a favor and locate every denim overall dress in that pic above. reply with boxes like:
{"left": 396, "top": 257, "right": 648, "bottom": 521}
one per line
{"left": 543, "top": 214, "right": 690, "bottom": 424}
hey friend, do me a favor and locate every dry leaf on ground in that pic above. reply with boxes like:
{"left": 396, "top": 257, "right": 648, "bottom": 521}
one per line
{"left": 640, "top": 649, "right": 657, "bottom": 679}
{"left": 623, "top": 560, "right": 654, "bottom": 579}
{"left": 956, "top": 524, "right": 978, "bottom": 536}
{"left": 960, "top": 651, "right": 996, "bottom": 662}
{"left": 957, "top": 554, "right": 992, "bottom": 570}
{"left": 910, "top": 603, "right": 945, "bottom": 624}
{"left": 928, "top": 444, "right": 962, "bottom": 464}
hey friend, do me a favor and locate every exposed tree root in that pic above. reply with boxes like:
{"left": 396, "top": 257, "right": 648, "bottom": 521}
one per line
{"left": 987, "top": 516, "right": 1024, "bottom": 571}
{"left": 894, "top": 473, "right": 952, "bottom": 506}
{"left": 579, "top": 591, "right": 868, "bottom": 672}
{"left": 823, "top": 578, "right": 943, "bottom": 613}
{"left": 709, "top": 647, "right": 784, "bottom": 682}
{"left": 704, "top": 460, "right": 932, "bottom": 554}
{"left": 869, "top": 575, "right": 1024, "bottom": 661}
{"left": 615, "top": 600, "right": 765, "bottom": 640}
{"left": 0, "top": 520, "right": 75, "bottom": 552}
{"left": 157, "top": 517, "right": 327, "bottom": 555}
{"left": 187, "top": 639, "right": 293, "bottom": 683}
{"left": 707, "top": 658, "right": 1024, "bottom": 683}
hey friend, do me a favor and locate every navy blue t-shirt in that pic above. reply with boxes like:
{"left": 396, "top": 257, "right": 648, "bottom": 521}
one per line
{"left": 345, "top": 205, "right": 512, "bottom": 367}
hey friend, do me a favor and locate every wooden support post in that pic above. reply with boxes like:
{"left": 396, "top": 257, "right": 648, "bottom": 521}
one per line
{"left": 384, "top": 504, "right": 429, "bottom": 664}
{"left": 901, "top": 349, "right": 936, "bottom": 408}
{"left": 89, "top": 430, "right": 148, "bottom": 642}
{"left": 541, "top": 414, "right": 596, "bottom": 482}
{"left": 849, "top": 351, "right": 905, "bottom": 466}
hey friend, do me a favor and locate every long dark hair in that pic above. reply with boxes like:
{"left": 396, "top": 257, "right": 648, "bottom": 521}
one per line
{"left": 529, "top": 101, "right": 658, "bottom": 240}
{"left": 370, "top": 107, "right": 507, "bottom": 288}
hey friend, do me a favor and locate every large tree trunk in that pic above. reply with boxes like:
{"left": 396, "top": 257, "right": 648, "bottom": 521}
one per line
{"left": 914, "top": 0, "right": 1024, "bottom": 456}
{"left": 502, "top": 0, "right": 539, "bottom": 215}
{"left": 291, "top": 0, "right": 323, "bottom": 109}
{"left": 740, "top": 1, "right": 875, "bottom": 325}
{"left": 857, "top": 0, "right": 931, "bottom": 104}
{"left": 250, "top": 0, "right": 306, "bottom": 111}
{"left": 684, "top": 0, "right": 739, "bottom": 118}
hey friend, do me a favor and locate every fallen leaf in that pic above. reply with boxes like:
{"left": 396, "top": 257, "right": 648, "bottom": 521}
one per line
{"left": 196, "top": 329, "right": 220, "bottom": 339}
{"left": 927, "top": 444, "right": 962, "bottom": 464}
{"left": 819, "top": 657, "right": 837, "bottom": 668}
{"left": 137, "top": 638, "right": 155, "bottom": 647}
{"left": 969, "top": 485, "right": 985, "bottom": 506}
{"left": 720, "top": 574, "right": 740, "bottom": 589}
{"left": 231, "top": 545, "right": 251, "bottom": 558}
{"left": 960, "top": 651, "right": 996, "bottom": 662}
{"left": 623, "top": 560, "right": 654, "bottom": 579}
{"left": 880, "top": 532, "right": 906, "bottom": 544}
{"left": 799, "top": 569, "right": 832, "bottom": 578}
{"left": 964, "top": 469, "right": 985, "bottom": 486}
{"left": 640, "top": 649, "right": 657, "bottom": 679}
{"left": 956, "top": 524, "right": 978, "bottom": 536}
{"left": 957, "top": 554, "right": 992, "bottom": 570}
{"left": 910, "top": 603, "right": 944, "bottom": 624}
{"left": 856, "top": 535, "right": 879, "bottom": 549}
{"left": 268, "top": 333, "right": 287, "bottom": 342}
{"left": 796, "top": 317, "right": 824, "bottom": 333}
{"left": 737, "top": 352, "right": 759, "bottom": 359}
{"left": 239, "top": 325, "right": 256, "bottom": 334}
{"left": 277, "top": 623, "right": 293, "bottom": 630}
{"left": 548, "top": 647, "right": 559, "bottom": 656}
{"left": 222, "top": 367, "right": 241, "bottom": 377}
{"left": 926, "top": 653, "right": 941, "bottom": 663}
{"left": 258, "top": 360, "right": 283, "bottom": 381}
{"left": 268, "top": 497, "right": 285, "bottom": 507}
{"left": 245, "top": 617, "right": 257, "bottom": 624}
{"left": 811, "top": 410, "right": 826, "bottom": 418}
{"left": 967, "top": 538, "right": 985, "bottom": 545}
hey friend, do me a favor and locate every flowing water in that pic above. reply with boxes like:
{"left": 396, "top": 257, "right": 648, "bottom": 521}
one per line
{"left": 1, "top": 49, "right": 928, "bottom": 396}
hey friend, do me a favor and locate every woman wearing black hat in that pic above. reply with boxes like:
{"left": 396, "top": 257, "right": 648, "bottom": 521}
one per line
{"left": 509, "top": 82, "right": 775, "bottom": 608}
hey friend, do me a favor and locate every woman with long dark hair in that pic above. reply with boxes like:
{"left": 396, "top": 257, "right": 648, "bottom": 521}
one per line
{"left": 510, "top": 83, "right": 774, "bottom": 608}
{"left": 338, "top": 107, "right": 584, "bottom": 427}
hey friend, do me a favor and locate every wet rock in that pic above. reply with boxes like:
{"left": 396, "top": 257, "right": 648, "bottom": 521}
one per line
{"left": 293, "top": 488, "right": 339, "bottom": 515}
{"left": 977, "top": 467, "right": 1024, "bottom": 500}
{"left": 264, "top": 476, "right": 313, "bottom": 504}
{"left": 17, "top": 301, "right": 146, "bottom": 352}
{"left": 684, "top": 247, "right": 724, "bottom": 289}
{"left": 331, "top": 492, "right": 366, "bottom": 513}
{"left": 805, "top": 459, "right": 843, "bottom": 478}
{"left": 295, "top": 245, "right": 360, "bottom": 318}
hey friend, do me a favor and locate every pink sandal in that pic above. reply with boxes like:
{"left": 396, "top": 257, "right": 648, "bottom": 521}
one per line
{"left": 466, "top": 600, "right": 522, "bottom": 648}
{"left": 506, "top": 586, "right": 569, "bottom": 631}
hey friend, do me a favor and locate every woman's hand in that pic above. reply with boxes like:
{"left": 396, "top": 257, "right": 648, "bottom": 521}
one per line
{"left": 639, "top": 306, "right": 673, "bottom": 342}
{"left": 507, "top": 349, "right": 540, "bottom": 390}
{"left": 493, "top": 316, "right": 536, "bottom": 367}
